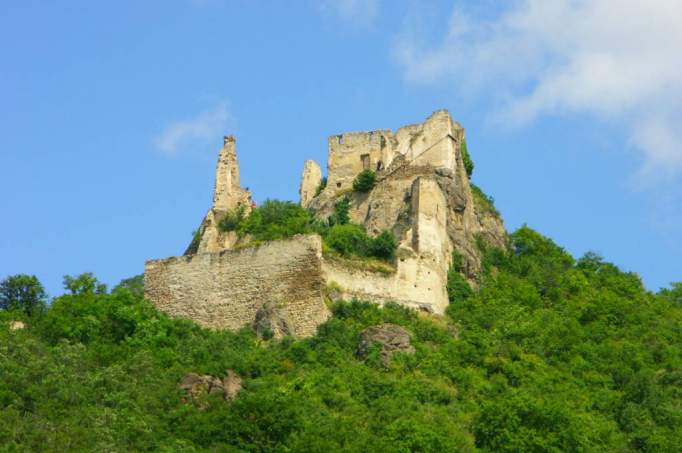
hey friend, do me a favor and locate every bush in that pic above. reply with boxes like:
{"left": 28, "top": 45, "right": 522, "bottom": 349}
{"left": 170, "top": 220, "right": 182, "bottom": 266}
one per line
{"left": 461, "top": 140, "right": 474, "bottom": 177}
{"left": 352, "top": 170, "right": 376, "bottom": 193}
{"left": 238, "top": 200, "right": 312, "bottom": 242}
{"left": 218, "top": 205, "right": 247, "bottom": 232}
{"left": 328, "top": 196, "right": 351, "bottom": 226}
{"left": 324, "top": 224, "right": 370, "bottom": 257}
{"left": 0, "top": 274, "right": 47, "bottom": 316}
{"left": 369, "top": 231, "right": 397, "bottom": 260}
{"left": 470, "top": 183, "right": 499, "bottom": 217}
{"left": 315, "top": 177, "right": 328, "bottom": 196}
{"left": 447, "top": 252, "right": 473, "bottom": 302}
{"left": 324, "top": 224, "right": 397, "bottom": 262}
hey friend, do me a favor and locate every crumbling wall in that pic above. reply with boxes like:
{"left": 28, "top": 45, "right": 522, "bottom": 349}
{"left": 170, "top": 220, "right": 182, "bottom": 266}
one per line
{"left": 146, "top": 235, "right": 330, "bottom": 336}
{"left": 322, "top": 256, "right": 448, "bottom": 314}
{"left": 299, "top": 160, "right": 322, "bottom": 208}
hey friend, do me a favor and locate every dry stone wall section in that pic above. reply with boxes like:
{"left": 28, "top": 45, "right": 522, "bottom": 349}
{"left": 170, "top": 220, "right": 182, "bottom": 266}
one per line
{"left": 145, "top": 235, "right": 330, "bottom": 337}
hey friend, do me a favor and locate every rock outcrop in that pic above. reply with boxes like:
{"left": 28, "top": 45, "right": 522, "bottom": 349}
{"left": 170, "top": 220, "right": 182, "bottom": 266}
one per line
{"left": 253, "top": 301, "right": 295, "bottom": 339}
{"left": 356, "top": 323, "right": 415, "bottom": 366}
{"left": 299, "top": 160, "right": 322, "bottom": 209}
{"left": 179, "top": 370, "right": 242, "bottom": 405}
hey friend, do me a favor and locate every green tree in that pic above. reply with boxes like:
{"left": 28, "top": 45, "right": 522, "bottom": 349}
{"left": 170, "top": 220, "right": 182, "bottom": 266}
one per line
{"left": 113, "top": 274, "right": 144, "bottom": 298}
{"left": 0, "top": 274, "right": 47, "bottom": 316}
{"left": 63, "top": 272, "right": 107, "bottom": 295}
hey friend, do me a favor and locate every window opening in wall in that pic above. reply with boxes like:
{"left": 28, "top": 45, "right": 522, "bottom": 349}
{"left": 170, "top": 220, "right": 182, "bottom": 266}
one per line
{"left": 376, "top": 161, "right": 383, "bottom": 171}
{"left": 361, "top": 153, "right": 370, "bottom": 170}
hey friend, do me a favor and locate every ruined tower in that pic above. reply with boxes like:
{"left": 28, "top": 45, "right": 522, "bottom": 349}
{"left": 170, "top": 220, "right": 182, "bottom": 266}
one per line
{"left": 145, "top": 110, "right": 507, "bottom": 336}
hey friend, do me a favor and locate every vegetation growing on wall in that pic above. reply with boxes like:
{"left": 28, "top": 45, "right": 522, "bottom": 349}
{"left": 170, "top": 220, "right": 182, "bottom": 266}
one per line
{"left": 470, "top": 183, "right": 499, "bottom": 217}
{"left": 217, "top": 198, "right": 396, "bottom": 262}
{"left": 2, "top": 227, "right": 680, "bottom": 451}
{"left": 461, "top": 139, "right": 474, "bottom": 178}
{"left": 352, "top": 170, "right": 376, "bottom": 193}
{"left": 447, "top": 252, "right": 473, "bottom": 303}
{"left": 315, "top": 176, "right": 328, "bottom": 196}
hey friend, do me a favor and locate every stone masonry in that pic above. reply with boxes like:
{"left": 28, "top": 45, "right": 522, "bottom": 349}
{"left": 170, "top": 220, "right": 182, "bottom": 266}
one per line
{"left": 144, "top": 110, "right": 506, "bottom": 337}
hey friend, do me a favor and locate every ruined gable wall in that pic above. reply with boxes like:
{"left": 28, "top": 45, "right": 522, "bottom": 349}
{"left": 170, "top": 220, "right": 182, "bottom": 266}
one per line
{"left": 146, "top": 235, "right": 330, "bottom": 336}
{"left": 325, "top": 129, "right": 394, "bottom": 195}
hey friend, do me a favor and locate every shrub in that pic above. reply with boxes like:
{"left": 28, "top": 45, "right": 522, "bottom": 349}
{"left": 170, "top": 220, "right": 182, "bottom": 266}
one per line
{"left": 315, "top": 177, "right": 328, "bottom": 196}
{"left": 470, "top": 183, "right": 499, "bottom": 217}
{"left": 369, "top": 231, "right": 397, "bottom": 260}
{"left": 218, "top": 205, "right": 247, "bottom": 232}
{"left": 324, "top": 224, "right": 397, "bottom": 262}
{"left": 328, "top": 196, "right": 351, "bottom": 226}
{"left": 352, "top": 170, "right": 376, "bottom": 193}
{"left": 238, "top": 200, "right": 312, "bottom": 242}
{"left": 324, "top": 224, "right": 371, "bottom": 257}
{"left": 461, "top": 140, "right": 474, "bottom": 177}
{"left": 447, "top": 252, "right": 473, "bottom": 302}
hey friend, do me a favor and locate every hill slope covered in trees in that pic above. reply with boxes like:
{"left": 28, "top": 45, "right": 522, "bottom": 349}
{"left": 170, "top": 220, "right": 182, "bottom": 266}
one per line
{"left": 1, "top": 227, "right": 680, "bottom": 452}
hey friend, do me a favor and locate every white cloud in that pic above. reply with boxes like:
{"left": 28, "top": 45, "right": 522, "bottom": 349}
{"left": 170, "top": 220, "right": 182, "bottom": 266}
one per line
{"left": 321, "top": 0, "right": 379, "bottom": 27}
{"left": 154, "top": 103, "right": 233, "bottom": 156}
{"left": 394, "top": 0, "right": 682, "bottom": 182}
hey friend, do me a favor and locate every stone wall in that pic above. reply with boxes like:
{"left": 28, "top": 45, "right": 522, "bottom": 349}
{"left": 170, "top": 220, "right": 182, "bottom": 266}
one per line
{"left": 145, "top": 235, "right": 330, "bottom": 337}
{"left": 322, "top": 256, "right": 448, "bottom": 314}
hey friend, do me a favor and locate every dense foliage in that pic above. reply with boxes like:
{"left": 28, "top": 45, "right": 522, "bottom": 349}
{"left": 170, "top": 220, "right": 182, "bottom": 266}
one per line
{"left": 315, "top": 176, "right": 328, "bottom": 196}
{"left": 217, "top": 199, "right": 396, "bottom": 262}
{"left": 470, "top": 184, "right": 499, "bottom": 217}
{"left": 461, "top": 140, "right": 474, "bottom": 178}
{"left": 0, "top": 274, "right": 46, "bottom": 316}
{"left": 324, "top": 225, "right": 397, "bottom": 260}
{"left": 2, "top": 227, "right": 679, "bottom": 452}
{"left": 352, "top": 170, "right": 376, "bottom": 193}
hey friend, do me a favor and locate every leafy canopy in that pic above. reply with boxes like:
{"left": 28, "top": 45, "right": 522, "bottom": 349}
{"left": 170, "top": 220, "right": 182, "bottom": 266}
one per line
{"left": 0, "top": 274, "right": 47, "bottom": 316}
{"left": 0, "top": 229, "right": 680, "bottom": 451}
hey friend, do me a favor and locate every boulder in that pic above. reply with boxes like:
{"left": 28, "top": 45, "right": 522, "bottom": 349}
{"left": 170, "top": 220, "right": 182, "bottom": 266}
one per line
{"left": 253, "top": 301, "right": 294, "bottom": 339}
{"left": 9, "top": 321, "right": 25, "bottom": 331}
{"left": 178, "top": 369, "right": 242, "bottom": 406}
{"left": 356, "top": 323, "right": 415, "bottom": 366}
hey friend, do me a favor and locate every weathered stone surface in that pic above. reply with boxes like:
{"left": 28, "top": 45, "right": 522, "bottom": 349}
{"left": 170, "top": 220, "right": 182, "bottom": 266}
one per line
{"left": 145, "top": 110, "right": 508, "bottom": 336}
{"left": 146, "top": 235, "right": 330, "bottom": 336}
{"left": 253, "top": 301, "right": 295, "bottom": 339}
{"left": 299, "top": 160, "right": 322, "bottom": 208}
{"left": 9, "top": 321, "right": 25, "bottom": 331}
{"left": 179, "top": 369, "right": 242, "bottom": 405}
{"left": 356, "top": 323, "right": 415, "bottom": 365}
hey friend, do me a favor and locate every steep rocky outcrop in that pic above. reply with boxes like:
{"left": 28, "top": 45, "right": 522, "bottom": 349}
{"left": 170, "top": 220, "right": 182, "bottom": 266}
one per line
{"left": 253, "top": 301, "right": 295, "bottom": 339}
{"left": 179, "top": 370, "right": 242, "bottom": 406}
{"left": 356, "top": 323, "right": 415, "bottom": 366}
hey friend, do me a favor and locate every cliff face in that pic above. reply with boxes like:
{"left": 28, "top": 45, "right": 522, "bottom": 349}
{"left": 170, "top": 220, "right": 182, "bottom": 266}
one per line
{"left": 303, "top": 110, "right": 506, "bottom": 287}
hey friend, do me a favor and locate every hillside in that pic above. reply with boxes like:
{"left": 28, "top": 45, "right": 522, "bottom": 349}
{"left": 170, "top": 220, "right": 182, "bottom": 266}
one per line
{"left": 1, "top": 226, "right": 680, "bottom": 452}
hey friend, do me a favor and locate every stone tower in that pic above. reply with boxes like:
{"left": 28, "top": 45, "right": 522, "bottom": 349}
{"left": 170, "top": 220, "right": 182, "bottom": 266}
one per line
{"left": 184, "top": 136, "right": 252, "bottom": 255}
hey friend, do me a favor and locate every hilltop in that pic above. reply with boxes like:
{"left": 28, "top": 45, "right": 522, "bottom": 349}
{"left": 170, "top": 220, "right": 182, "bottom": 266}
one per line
{"left": 1, "top": 113, "right": 680, "bottom": 452}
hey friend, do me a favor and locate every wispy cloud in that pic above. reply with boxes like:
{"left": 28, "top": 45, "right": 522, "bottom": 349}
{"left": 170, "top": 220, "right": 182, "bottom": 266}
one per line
{"left": 153, "top": 103, "right": 233, "bottom": 156}
{"left": 320, "top": 0, "right": 379, "bottom": 28}
{"left": 393, "top": 0, "right": 682, "bottom": 186}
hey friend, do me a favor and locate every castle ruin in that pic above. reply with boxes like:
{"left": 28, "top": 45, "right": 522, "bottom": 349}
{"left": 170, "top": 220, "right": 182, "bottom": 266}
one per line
{"left": 144, "top": 110, "right": 506, "bottom": 336}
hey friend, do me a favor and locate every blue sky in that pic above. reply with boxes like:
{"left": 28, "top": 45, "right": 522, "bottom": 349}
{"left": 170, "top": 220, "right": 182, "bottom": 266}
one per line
{"left": 2, "top": 0, "right": 680, "bottom": 296}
